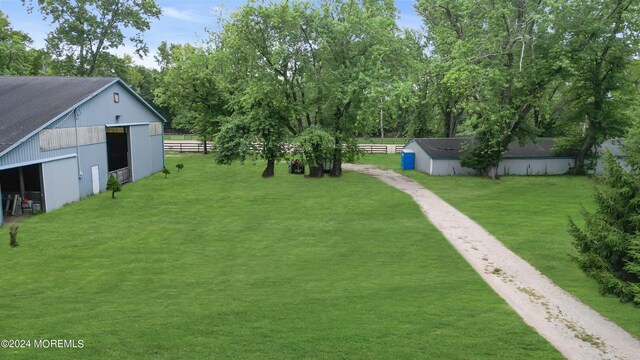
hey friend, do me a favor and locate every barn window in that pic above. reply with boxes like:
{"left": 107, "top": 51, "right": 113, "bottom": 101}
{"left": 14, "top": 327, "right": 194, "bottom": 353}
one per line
{"left": 113, "top": 92, "right": 120, "bottom": 103}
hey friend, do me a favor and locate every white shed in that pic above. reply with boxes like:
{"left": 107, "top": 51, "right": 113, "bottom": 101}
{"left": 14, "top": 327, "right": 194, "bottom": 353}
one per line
{"left": 404, "top": 138, "right": 575, "bottom": 176}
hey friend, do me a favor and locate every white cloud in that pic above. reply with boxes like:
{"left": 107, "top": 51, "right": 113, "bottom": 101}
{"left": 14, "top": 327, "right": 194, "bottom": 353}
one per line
{"left": 109, "top": 45, "right": 159, "bottom": 70}
{"left": 162, "top": 7, "right": 204, "bottom": 23}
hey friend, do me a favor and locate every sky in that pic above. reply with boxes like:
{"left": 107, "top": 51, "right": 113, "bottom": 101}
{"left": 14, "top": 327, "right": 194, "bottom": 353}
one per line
{"left": 0, "top": 0, "right": 424, "bottom": 69}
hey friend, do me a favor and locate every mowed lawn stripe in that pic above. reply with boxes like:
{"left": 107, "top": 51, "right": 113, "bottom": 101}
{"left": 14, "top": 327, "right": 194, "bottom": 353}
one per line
{"left": 0, "top": 153, "right": 559, "bottom": 359}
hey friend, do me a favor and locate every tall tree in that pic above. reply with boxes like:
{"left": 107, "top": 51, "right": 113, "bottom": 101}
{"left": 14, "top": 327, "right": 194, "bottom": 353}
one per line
{"left": 215, "top": 0, "right": 405, "bottom": 177}
{"left": 416, "top": 0, "right": 561, "bottom": 178}
{"left": 314, "top": 0, "right": 401, "bottom": 176}
{"left": 217, "top": 0, "right": 311, "bottom": 176}
{"left": 154, "top": 44, "right": 229, "bottom": 153}
{"left": 23, "top": 0, "right": 161, "bottom": 76}
{"left": 0, "top": 10, "right": 42, "bottom": 75}
{"left": 553, "top": 0, "right": 640, "bottom": 173}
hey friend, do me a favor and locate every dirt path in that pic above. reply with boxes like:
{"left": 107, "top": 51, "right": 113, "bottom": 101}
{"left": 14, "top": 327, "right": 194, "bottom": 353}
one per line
{"left": 344, "top": 164, "right": 640, "bottom": 360}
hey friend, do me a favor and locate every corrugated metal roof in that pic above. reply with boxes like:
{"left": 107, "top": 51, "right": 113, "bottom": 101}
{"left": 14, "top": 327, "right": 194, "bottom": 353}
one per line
{"left": 0, "top": 76, "right": 117, "bottom": 154}
{"left": 409, "top": 137, "right": 573, "bottom": 159}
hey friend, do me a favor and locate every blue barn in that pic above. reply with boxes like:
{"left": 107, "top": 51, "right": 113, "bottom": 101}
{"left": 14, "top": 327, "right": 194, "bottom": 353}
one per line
{"left": 0, "top": 76, "right": 165, "bottom": 226}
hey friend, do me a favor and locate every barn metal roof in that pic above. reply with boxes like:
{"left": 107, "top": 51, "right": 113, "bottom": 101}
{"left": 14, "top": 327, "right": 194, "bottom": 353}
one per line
{"left": 409, "top": 137, "right": 574, "bottom": 159}
{"left": 0, "top": 76, "right": 166, "bottom": 157}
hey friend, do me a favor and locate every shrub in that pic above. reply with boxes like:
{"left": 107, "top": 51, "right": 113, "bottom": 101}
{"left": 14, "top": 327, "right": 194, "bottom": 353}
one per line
{"left": 106, "top": 175, "right": 122, "bottom": 199}
{"left": 162, "top": 167, "right": 171, "bottom": 178}
{"left": 9, "top": 224, "right": 19, "bottom": 247}
{"left": 292, "top": 127, "right": 334, "bottom": 177}
{"left": 176, "top": 163, "right": 184, "bottom": 172}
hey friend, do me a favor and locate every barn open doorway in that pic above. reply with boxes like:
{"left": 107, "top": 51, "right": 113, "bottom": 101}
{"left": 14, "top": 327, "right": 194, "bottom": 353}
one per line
{"left": 106, "top": 126, "right": 131, "bottom": 183}
{"left": 1, "top": 164, "right": 43, "bottom": 217}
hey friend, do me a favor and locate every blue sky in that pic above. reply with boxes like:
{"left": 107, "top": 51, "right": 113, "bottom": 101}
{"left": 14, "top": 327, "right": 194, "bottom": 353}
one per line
{"left": 0, "top": 0, "right": 423, "bottom": 68}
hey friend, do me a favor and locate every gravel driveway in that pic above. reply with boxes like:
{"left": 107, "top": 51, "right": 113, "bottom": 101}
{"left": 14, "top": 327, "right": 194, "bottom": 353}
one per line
{"left": 344, "top": 164, "right": 640, "bottom": 360}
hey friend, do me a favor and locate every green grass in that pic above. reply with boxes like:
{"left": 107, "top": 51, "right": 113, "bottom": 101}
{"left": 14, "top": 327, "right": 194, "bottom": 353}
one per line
{"left": 164, "top": 133, "right": 198, "bottom": 140}
{"left": 358, "top": 153, "right": 640, "bottom": 339}
{"left": 0, "top": 153, "right": 559, "bottom": 359}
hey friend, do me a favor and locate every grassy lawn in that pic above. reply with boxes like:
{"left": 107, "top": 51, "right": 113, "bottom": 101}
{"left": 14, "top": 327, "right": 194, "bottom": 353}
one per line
{"left": 358, "top": 154, "right": 640, "bottom": 339}
{"left": 0, "top": 153, "right": 559, "bottom": 359}
{"left": 164, "top": 133, "right": 198, "bottom": 140}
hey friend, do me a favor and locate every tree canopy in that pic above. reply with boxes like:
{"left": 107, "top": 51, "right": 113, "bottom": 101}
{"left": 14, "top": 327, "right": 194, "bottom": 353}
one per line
{"left": 5, "top": 0, "right": 640, "bottom": 179}
{"left": 22, "top": 0, "right": 161, "bottom": 76}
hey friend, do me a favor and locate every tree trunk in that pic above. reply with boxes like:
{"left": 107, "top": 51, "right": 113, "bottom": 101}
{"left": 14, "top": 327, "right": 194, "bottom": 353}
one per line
{"left": 573, "top": 135, "right": 595, "bottom": 174}
{"left": 330, "top": 148, "right": 342, "bottom": 177}
{"left": 308, "top": 166, "right": 323, "bottom": 178}
{"left": 484, "top": 165, "right": 498, "bottom": 180}
{"left": 262, "top": 159, "right": 275, "bottom": 177}
{"left": 203, "top": 140, "right": 209, "bottom": 155}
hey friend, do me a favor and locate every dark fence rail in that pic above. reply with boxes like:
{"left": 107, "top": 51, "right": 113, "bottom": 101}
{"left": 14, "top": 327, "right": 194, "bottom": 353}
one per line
{"left": 164, "top": 141, "right": 405, "bottom": 154}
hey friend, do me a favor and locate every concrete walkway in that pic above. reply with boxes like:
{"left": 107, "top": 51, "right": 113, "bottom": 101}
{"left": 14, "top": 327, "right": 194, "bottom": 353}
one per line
{"left": 344, "top": 164, "right": 640, "bottom": 360}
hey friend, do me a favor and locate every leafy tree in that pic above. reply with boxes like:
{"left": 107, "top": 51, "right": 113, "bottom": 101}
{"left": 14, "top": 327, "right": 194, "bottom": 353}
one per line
{"left": 292, "top": 126, "right": 335, "bottom": 177}
{"left": 416, "top": 0, "right": 562, "bottom": 178}
{"left": 217, "top": 0, "right": 404, "bottom": 177}
{"left": 313, "top": 0, "right": 402, "bottom": 176}
{"left": 106, "top": 175, "right": 121, "bottom": 198}
{"left": 552, "top": 0, "right": 640, "bottom": 173}
{"left": 218, "top": 0, "right": 314, "bottom": 176}
{"left": 569, "top": 149, "right": 640, "bottom": 304}
{"left": 154, "top": 44, "right": 229, "bottom": 153}
{"left": 0, "top": 10, "right": 41, "bottom": 75}
{"left": 214, "top": 116, "right": 257, "bottom": 165}
{"left": 22, "top": 0, "right": 161, "bottom": 76}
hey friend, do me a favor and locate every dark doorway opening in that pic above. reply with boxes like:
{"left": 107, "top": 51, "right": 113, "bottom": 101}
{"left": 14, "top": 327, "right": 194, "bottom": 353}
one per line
{"left": 1, "top": 164, "right": 43, "bottom": 216}
{"left": 106, "top": 127, "right": 131, "bottom": 183}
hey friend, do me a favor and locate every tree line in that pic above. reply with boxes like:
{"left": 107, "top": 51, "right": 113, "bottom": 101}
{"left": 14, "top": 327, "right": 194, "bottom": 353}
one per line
{"left": 1, "top": 0, "right": 640, "bottom": 178}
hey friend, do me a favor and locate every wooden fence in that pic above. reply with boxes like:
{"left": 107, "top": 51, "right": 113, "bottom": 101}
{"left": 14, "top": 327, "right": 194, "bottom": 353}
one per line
{"left": 164, "top": 141, "right": 404, "bottom": 154}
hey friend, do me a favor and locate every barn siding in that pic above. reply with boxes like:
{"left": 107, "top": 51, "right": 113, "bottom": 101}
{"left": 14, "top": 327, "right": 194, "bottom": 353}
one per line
{"left": 431, "top": 160, "right": 476, "bottom": 176}
{"left": 41, "top": 157, "right": 80, "bottom": 211}
{"left": 77, "top": 143, "right": 108, "bottom": 198}
{"left": 51, "top": 83, "right": 163, "bottom": 129}
{"left": 150, "top": 134, "right": 164, "bottom": 173}
{"left": 422, "top": 158, "right": 575, "bottom": 176}
{"left": 39, "top": 126, "right": 106, "bottom": 151}
{"left": 129, "top": 124, "right": 152, "bottom": 181}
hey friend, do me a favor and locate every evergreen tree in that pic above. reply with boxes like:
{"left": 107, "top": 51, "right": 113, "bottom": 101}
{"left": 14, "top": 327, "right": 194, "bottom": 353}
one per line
{"left": 106, "top": 175, "right": 121, "bottom": 199}
{"left": 569, "top": 151, "right": 640, "bottom": 304}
